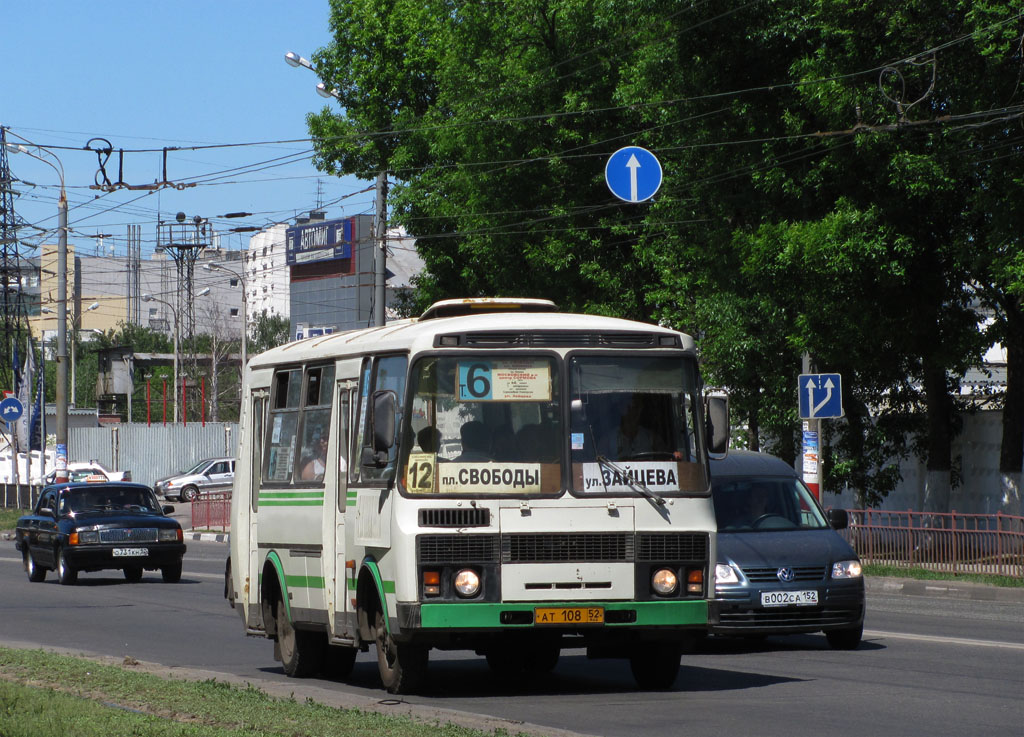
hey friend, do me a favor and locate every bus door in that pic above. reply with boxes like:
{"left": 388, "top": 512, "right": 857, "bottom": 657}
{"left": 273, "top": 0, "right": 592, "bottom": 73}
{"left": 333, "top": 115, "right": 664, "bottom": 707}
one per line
{"left": 246, "top": 388, "right": 268, "bottom": 629}
{"left": 328, "top": 379, "right": 357, "bottom": 640}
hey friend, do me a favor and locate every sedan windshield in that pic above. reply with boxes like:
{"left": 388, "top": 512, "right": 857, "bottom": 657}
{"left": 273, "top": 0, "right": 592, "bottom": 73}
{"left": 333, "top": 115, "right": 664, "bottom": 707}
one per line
{"left": 59, "top": 487, "right": 162, "bottom": 516}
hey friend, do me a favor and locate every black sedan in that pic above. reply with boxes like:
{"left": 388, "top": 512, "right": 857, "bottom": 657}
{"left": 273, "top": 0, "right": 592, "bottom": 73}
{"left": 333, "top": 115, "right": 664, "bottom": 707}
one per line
{"left": 14, "top": 481, "right": 187, "bottom": 585}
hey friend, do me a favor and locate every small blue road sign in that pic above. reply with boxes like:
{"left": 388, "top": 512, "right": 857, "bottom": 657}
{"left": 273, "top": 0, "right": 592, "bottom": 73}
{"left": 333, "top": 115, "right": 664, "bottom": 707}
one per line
{"left": 0, "top": 396, "right": 25, "bottom": 424}
{"left": 798, "top": 373, "right": 843, "bottom": 419}
{"left": 605, "top": 146, "right": 663, "bottom": 203}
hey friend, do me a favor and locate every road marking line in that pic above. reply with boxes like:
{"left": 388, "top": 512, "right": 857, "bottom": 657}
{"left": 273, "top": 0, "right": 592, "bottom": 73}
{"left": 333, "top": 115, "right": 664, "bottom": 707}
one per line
{"left": 866, "top": 629, "right": 1024, "bottom": 650}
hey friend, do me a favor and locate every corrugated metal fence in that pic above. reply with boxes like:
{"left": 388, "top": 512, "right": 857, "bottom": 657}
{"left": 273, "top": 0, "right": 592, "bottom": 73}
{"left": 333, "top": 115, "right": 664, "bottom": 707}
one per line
{"left": 71, "top": 423, "right": 238, "bottom": 488}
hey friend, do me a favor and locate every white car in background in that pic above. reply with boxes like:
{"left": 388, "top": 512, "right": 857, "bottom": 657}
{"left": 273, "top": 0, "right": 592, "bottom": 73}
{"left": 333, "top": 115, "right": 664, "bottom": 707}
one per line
{"left": 45, "top": 460, "right": 132, "bottom": 485}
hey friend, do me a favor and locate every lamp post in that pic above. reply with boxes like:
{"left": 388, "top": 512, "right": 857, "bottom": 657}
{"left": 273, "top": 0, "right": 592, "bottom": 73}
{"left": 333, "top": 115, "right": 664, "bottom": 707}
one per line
{"left": 143, "top": 288, "right": 209, "bottom": 423}
{"left": 203, "top": 262, "right": 248, "bottom": 372}
{"left": 42, "top": 300, "right": 98, "bottom": 406}
{"left": 6, "top": 138, "right": 69, "bottom": 481}
{"left": 285, "top": 50, "right": 387, "bottom": 327}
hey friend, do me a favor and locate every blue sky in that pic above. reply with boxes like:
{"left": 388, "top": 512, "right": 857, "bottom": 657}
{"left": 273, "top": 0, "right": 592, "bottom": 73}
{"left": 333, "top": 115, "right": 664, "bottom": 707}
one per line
{"left": 3, "top": 0, "right": 370, "bottom": 260}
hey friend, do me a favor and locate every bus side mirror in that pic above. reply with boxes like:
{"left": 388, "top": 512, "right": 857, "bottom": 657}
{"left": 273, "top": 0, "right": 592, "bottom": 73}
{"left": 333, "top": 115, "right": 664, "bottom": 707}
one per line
{"left": 362, "top": 390, "right": 396, "bottom": 468}
{"left": 706, "top": 394, "right": 729, "bottom": 456}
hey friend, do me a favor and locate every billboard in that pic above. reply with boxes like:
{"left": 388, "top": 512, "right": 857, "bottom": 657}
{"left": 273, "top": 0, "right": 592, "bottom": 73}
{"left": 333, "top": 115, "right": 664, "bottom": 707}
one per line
{"left": 285, "top": 217, "right": 354, "bottom": 265}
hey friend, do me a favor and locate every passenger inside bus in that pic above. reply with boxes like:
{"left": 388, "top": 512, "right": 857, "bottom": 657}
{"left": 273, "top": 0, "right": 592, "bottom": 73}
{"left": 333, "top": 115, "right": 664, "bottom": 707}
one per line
{"left": 457, "top": 421, "right": 492, "bottom": 461}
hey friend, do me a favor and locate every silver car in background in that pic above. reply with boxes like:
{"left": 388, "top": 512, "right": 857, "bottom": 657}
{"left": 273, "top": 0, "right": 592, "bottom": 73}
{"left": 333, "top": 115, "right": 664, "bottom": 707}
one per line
{"left": 154, "top": 457, "right": 235, "bottom": 502}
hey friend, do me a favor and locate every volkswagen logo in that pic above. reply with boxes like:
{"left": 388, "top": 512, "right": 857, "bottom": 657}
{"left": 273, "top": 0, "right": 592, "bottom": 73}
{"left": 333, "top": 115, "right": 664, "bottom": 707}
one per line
{"left": 777, "top": 567, "right": 795, "bottom": 582}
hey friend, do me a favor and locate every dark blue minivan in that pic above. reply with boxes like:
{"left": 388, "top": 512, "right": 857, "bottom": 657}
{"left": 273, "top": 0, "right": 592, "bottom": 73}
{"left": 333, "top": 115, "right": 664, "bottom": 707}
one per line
{"left": 709, "top": 450, "right": 864, "bottom": 649}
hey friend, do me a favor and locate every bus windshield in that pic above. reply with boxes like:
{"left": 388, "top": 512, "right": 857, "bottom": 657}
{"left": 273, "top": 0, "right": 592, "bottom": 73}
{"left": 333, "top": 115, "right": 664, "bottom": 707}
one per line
{"left": 568, "top": 355, "right": 706, "bottom": 496}
{"left": 402, "top": 355, "right": 563, "bottom": 495}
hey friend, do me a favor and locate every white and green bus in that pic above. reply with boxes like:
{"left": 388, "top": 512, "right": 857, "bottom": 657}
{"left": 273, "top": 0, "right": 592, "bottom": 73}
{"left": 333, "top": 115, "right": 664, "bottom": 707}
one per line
{"left": 226, "top": 298, "right": 729, "bottom": 693}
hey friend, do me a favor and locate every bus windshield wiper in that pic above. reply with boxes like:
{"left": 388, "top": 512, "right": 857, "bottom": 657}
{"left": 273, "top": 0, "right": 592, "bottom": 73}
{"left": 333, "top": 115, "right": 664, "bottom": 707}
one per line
{"left": 595, "top": 455, "right": 666, "bottom": 506}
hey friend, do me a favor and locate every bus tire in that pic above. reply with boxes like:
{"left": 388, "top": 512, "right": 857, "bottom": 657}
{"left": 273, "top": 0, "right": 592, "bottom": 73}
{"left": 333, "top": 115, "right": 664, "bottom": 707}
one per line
{"left": 277, "top": 598, "right": 324, "bottom": 678}
{"left": 374, "top": 608, "right": 427, "bottom": 694}
{"left": 629, "top": 642, "right": 681, "bottom": 690}
{"left": 322, "top": 646, "right": 358, "bottom": 680}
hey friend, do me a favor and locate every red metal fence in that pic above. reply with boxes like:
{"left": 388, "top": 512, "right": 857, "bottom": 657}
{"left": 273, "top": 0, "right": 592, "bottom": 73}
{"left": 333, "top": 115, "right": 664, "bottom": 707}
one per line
{"left": 190, "top": 492, "right": 231, "bottom": 533}
{"left": 839, "top": 509, "right": 1024, "bottom": 579}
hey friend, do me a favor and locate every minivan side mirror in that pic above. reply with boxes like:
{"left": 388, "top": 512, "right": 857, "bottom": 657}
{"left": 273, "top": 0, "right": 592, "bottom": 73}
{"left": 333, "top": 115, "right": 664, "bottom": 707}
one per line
{"left": 827, "top": 508, "right": 849, "bottom": 530}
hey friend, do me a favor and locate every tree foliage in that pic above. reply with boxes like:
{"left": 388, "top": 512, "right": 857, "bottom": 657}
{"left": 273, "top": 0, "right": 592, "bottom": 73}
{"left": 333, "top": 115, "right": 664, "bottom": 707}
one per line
{"left": 308, "top": 0, "right": 1024, "bottom": 508}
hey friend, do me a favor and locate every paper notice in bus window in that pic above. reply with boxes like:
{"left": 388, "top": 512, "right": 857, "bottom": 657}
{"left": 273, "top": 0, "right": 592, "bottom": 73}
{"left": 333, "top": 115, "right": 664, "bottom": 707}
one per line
{"left": 437, "top": 462, "right": 543, "bottom": 493}
{"left": 405, "top": 453, "right": 437, "bottom": 493}
{"left": 580, "top": 462, "right": 681, "bottom": 493}
{"left": 457, "top": 360, "right": 551, "bottom": 402}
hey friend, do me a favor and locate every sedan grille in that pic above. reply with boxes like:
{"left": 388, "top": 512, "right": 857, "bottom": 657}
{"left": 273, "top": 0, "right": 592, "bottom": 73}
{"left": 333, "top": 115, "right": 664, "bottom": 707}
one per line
{"left": 99, "top": 528, "right": 159, "bottom": 543}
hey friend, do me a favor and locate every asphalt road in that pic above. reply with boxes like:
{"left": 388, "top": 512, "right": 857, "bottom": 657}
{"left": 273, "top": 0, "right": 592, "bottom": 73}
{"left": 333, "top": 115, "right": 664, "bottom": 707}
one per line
{"left": 1, "top": 537, "right": 1021, "bottom": 737}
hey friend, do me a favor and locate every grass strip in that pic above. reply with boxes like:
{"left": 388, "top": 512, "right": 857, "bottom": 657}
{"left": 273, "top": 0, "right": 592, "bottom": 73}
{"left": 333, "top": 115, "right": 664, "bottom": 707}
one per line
{"left": 863, "top": 563, "right": 1023, "bottom": 588}
{"left": 0, "top": 648, "right": 517, "bottom": 737}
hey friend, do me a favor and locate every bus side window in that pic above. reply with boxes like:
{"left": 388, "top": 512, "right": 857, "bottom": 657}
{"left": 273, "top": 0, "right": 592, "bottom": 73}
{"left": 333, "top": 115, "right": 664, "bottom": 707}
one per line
{"left": 263, "top": 369, "right": 301, "bottom": 483}
{"left": 298, "top": 365, "right": 335, "bottom": 483}
{"left": 354, "top": 355, "right": 407, "bottom": 483}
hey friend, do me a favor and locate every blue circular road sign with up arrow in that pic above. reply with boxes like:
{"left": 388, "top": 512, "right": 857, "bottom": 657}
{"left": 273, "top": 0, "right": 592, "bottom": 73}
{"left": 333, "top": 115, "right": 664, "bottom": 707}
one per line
{"left": 0, "top": 396, "right": 24, "bottom": 424}
{"left": 605, "top": 146, "right": 663, "bottom": 203}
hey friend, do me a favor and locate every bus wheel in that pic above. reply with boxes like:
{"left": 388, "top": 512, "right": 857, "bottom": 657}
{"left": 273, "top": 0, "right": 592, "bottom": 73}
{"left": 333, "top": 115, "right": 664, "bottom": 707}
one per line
{"left": 322, "top": 646, "right": 358, "bottom": 680}
{"left": 629, "top": 642, "right": 681, "bottom": 690}
{"left": 374, "top": 609, "right": 427, "bottom": 694}
{"left": 276, "top": 598, "right": 323, "bottom": 678}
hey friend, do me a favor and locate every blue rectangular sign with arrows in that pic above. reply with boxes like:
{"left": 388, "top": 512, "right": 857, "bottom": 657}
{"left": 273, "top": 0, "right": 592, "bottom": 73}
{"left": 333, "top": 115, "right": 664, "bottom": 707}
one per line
{"left": 798, "top": 373, "right": 843, "bottom": 419}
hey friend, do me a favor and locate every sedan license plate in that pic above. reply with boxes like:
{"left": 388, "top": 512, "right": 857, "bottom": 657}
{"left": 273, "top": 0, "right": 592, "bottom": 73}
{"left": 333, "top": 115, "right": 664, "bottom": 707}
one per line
{"left": 761, "top": 590, "right": 818, "bottom": 607}
{"left": 534, "top": 606, "right": 604, "bottom": 625}
{"left": 113, "top": 548, "right": 148, "bottom": 557}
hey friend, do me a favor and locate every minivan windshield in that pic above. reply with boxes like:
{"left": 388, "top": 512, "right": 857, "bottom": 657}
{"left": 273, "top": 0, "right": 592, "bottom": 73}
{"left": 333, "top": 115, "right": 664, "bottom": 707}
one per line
{"left": 712, "top": 476, "right": 828, "bottom": 531}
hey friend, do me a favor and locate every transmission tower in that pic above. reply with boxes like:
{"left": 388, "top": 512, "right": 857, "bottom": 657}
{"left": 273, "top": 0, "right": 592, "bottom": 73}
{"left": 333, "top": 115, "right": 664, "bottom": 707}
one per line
{"left": 0, "top": 126, "right": 28, "bottom": 390}
{"left": 157, "top": 213, "right": 210, "bottom": 375}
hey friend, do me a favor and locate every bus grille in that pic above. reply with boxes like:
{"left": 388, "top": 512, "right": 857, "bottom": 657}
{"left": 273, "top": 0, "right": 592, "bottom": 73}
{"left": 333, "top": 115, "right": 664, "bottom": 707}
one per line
{"left": 419, "top": 508, "right": 491, "bottom": 527}
{"left": 636, "top": 532, "right": 708, "bottom": 561}
{"left": 417, "top": 534, "right": 500, "bottom": 563}
{"left": 502, "top": 533, "right": 633, "bottom": 563}
{"left": 99, "top": 528, "right": 159, "bottom": 543}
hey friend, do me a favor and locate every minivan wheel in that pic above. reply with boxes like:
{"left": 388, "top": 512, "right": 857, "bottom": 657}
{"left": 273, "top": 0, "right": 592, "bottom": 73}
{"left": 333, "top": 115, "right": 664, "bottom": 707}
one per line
{"left": 826, "top": 624, "right": 863, "bottom": 650}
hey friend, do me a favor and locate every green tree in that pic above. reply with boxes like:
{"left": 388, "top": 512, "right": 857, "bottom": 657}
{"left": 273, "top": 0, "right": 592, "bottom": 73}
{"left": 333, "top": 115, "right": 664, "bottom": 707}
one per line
{"left": 249, "top": 311, "right": 290, "bottom": 356}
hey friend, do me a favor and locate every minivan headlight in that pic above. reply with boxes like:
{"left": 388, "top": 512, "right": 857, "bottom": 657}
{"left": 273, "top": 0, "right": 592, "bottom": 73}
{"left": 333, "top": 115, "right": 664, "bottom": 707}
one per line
{"left": 832, "top": 560, "right": 862, "bottom": 579}
{"left": 715, "top": 563, "right": 740, "bottom": 584}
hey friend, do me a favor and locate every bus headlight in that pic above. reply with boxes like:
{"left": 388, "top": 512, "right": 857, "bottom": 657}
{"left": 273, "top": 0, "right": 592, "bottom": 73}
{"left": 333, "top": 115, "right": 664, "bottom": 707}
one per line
{"left": 453, "top": 569, "right": 480, "bottom": 597}
{"left": 832, "top": 560, "right": 862, "bottom": 579}
{"left": 651, "top": 568, "right": 678, "bottom": 595}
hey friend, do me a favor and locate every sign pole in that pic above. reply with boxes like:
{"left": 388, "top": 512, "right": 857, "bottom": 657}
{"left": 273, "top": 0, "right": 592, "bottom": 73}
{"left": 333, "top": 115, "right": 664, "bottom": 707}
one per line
{"left": 801, "top": 354, "right": 821, "bottom": 500}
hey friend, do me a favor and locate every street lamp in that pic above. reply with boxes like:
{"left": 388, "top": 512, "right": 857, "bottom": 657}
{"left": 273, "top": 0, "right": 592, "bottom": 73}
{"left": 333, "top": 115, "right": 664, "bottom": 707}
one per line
{"left": 41, "top": 301, "right": 98, "bottom": 406}
{"left": 142, "top": 287, "right": 210, "bottom": 422}
{"left": 203, "top": 262, "right": 248, "bottom": 372}
{"left": 285, "top": 50, "right": 385, "bottom": 327}
{"left": 6, "top": 136, "right": 69, "bottom": 481}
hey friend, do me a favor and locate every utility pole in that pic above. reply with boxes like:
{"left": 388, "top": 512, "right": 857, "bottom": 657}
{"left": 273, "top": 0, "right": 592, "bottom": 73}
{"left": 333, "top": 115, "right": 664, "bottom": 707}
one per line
{"left": 374, "top": 172, "right": 387, "bottom": 327}
{"left": 55, "top": 187, "right": 68, "bottom": 481}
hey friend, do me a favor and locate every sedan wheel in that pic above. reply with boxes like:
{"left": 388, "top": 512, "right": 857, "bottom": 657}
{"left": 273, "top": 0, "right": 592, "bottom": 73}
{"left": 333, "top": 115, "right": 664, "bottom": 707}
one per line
{"left": 123, "top": 566, "right": 144, "bottom": 583}
{"left": 25, "top": 551, "right": 46, "bottom": 582}
{"left": 57, "top": 547, "right": 78, "bottom": 585}
{"left": 182, "top": 486, "right": 199, "bottom": 502}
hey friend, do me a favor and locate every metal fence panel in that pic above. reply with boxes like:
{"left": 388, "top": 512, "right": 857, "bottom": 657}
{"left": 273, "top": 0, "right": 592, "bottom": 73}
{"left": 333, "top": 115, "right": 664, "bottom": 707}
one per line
{"left": 70, "top": 423, "right": 238, "bottom": 488}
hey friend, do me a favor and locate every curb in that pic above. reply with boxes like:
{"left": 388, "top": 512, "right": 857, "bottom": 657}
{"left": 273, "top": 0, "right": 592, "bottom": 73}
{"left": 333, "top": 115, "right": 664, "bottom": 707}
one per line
{"left": 185, "top": 531, "right": 229, "bottom": 544}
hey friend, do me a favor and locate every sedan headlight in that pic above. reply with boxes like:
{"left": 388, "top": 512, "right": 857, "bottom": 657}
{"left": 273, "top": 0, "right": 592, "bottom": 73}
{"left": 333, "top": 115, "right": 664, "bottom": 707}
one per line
{"left": 159, "top": 528, "right": 183, "bottom": 542}
{"left": 453, "top": 568, "right": 480, "bottom": 597}
{"left": 832, "top": 560, "right": 863, "bottom": 579}
{"left": 715, "top": 563, "right": 740, "bottom": 584}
